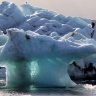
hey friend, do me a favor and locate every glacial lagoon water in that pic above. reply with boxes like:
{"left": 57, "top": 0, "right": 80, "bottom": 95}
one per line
{"left": 0, "top": 85, "right": 96, "bottom": 96}
{"left": 0, "top": 76, "right": 95, "bottom": 96}
{"left": 0, "top": 68, "right": 96, "bottom": 96}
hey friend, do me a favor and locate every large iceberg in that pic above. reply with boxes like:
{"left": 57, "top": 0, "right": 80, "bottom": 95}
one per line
{"left": 0, "top": 1, "right": 96, "bottom": 88}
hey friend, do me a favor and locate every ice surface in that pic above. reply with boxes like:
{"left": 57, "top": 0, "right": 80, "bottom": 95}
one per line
{"left": 0, "top": 35, "right": 7, "bottom": 46}
{"left": 67, "top": 17, "right": 90, "bottom": 28}
{"left": 0, "top": 1, "right": 24, "bottom": 31}
{"left": 21, "top": 3, "right": 42, "bottom": 16}
{"left": 0, "top": 1, "right": 92, "bottom": 37}
{"left": 0, "top": 1, "right": 95, "bottom": 88}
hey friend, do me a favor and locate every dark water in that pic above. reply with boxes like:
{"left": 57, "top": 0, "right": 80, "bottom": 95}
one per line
{"left": 0, "top": 85, "right": 96, "bottom": 96}
{"left": 0, "top": 75, "right": 96, "bottom": 95}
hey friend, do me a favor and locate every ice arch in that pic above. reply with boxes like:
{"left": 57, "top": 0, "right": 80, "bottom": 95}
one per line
{"left": 0, "top": 28, "right": 96, "bottom": 87}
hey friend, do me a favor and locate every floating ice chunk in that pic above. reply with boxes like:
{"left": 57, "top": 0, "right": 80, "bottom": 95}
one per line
{"left": 0, "top": 28, "right": 96, "bottom": 87}
{"left": 0, "top": 1, "right": 95, "bottom": 88}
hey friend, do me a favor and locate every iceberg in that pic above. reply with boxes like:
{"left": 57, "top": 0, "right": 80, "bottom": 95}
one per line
{"left": 0, "top": 28, "right": 96, "bottom": 87}
{"left": 0, "top": 1, "right": 95, "bottom": 88}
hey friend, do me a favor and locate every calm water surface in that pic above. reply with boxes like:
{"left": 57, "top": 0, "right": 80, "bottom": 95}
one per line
{"left": 0, "top": 84, "right": 96, "bottom": 96}
{"left": 0, "top": 68, "right": 96, "bottom": 95}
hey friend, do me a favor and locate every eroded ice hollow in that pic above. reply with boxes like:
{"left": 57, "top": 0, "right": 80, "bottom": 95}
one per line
{"left": 0, "top": 1, "right": 96, "bottom": 88}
